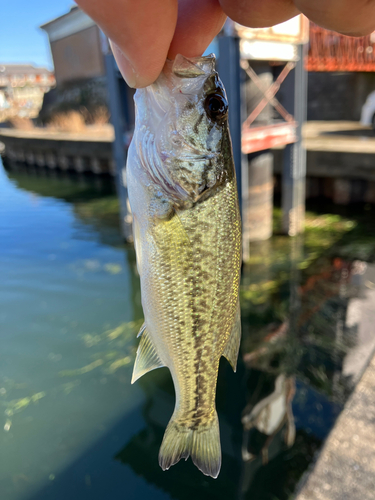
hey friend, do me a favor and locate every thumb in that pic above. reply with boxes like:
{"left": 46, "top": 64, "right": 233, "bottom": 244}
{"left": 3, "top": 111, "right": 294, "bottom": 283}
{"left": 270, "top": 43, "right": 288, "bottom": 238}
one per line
{"left": 75, "top": 0, "right": 178, "bottom": 88}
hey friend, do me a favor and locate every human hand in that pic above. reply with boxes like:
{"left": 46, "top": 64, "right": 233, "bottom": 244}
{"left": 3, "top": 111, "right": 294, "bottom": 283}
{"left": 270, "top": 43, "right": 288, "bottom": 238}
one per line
{"left": 75, "top": 0, "right": 375, "bottom": 88}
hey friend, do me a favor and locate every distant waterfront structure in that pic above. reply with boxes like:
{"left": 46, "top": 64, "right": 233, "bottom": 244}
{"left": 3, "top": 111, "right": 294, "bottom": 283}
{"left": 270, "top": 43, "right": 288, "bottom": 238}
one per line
{"left": 40, "top": 6, "right": 105, "bottom": 86}
{"left": 38, "top": 6, "right": 110, "bottom": 130}
{"left": 306, "top": 24, "right": 375, "bottom": 121}
{"left": 0, "top": 64, "right": 54, "bottom": 88}
{"left": 0, "top": 64, "right": 55, "bottom": 121}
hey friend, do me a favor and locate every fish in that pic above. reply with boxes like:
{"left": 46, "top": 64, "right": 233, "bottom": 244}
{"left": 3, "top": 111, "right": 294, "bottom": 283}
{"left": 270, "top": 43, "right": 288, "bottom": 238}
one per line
{"left": 126, "top": 54, "right": 242, "bottom": 478}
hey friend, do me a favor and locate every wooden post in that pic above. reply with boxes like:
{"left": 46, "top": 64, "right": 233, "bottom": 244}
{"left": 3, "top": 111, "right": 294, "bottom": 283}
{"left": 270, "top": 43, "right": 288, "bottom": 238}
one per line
{"left": 243, "top": 65, "right": 274, "bottom": 243}
{"left": 101, "top": 34, "right": 133, "bottom": 241}
{"left": 244, "top": 151, "right": 273, "bottom": 242}
{"left": 218, "top": 33, "right": 249, "bottom": 257}
{"left": 281, "top": 44, "right": 308, "bottom": 236}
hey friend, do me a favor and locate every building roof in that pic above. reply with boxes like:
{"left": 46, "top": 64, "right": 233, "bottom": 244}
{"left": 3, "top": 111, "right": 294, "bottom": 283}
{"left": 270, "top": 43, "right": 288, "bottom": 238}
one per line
{"left": 40, "top": 6, "right": 96, "bottom": 42}
{"left": 0, "top": 64, "right": 52, "bottom": 75}
{"left": 40, "top": 6, "right": 79, "bottom": 30}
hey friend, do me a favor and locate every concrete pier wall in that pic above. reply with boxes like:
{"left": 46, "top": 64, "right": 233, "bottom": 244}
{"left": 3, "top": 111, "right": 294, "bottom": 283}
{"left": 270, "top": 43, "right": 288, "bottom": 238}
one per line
{"left": 0, "top": 127, "right": 114, "bottom": 175}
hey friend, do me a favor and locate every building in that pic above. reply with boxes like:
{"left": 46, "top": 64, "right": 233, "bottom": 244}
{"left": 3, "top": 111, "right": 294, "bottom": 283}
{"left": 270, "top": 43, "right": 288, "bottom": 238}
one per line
{"left": 0, "top": 64, "right": 55, "bottom": 121}
{"left": 38, "top": 6, "right": 110, "bottom": 126}
{"left": 0, "top": 64, "right": 54, "bottom": 89}
{"left": 40, "top": 6, "right": 105, "bottom": 86}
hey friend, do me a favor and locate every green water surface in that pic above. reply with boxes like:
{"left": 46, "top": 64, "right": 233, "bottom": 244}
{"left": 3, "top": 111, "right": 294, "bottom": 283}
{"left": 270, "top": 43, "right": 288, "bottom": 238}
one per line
{"left": 1, "top": 158, "right": 375, "bottom": 500}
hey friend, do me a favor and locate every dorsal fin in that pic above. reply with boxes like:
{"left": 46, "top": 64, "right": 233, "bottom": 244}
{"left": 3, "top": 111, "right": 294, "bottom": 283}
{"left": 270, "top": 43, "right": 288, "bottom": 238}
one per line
{"left": 131, "top": 327, "right": 165, "bottom": 384}
{"left": 222, "top": 299, "right": 241, "bottom": 372}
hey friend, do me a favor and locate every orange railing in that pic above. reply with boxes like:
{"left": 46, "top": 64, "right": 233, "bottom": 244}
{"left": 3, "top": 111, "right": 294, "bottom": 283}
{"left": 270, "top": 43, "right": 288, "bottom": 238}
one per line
{"left": 307, "top": 23, "right": 375, "bottom": 72}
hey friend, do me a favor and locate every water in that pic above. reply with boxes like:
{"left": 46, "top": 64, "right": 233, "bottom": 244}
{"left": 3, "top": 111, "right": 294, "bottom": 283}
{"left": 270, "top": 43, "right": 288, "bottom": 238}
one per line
{"left": 1, "top": 158, "right": 375, "bottom": 500}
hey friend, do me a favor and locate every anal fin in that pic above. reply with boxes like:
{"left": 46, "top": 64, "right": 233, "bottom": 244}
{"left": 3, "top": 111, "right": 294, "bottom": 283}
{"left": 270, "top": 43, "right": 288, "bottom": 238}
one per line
{"left": 222, "top": 299, "right": 241, "bottom": 372}
{"left": 131, "top": 327, "right": 165, "bottom": 384}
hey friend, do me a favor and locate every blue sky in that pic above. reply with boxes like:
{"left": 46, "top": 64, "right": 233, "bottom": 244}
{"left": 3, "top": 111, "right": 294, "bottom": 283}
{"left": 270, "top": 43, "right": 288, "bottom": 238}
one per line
{"left": 0, "top": 0, "right": 219, "bottom": 71}
{"left": 0, "top": 0, "right": 76, "bottom": 69}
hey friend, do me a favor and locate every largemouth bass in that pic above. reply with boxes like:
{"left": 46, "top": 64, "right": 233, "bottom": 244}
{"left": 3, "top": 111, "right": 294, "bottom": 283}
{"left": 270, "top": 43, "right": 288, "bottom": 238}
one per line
{"left": 127, "top": 54, "right": 241, "bottom": 478}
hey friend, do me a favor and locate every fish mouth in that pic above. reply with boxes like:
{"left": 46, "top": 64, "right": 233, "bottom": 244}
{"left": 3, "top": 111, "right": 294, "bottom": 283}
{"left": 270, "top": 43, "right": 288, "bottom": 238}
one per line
{"left": 134, "top": 53, "right": 223, "bottom": 204}
{"left": 165, "top": 54, "right": 217, "bottom": 80}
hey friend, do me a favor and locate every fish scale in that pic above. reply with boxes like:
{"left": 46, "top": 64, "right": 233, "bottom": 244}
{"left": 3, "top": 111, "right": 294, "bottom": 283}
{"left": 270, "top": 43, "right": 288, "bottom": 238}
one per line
{"left": 127, "top": 54, "right": 242, "bottom": 478}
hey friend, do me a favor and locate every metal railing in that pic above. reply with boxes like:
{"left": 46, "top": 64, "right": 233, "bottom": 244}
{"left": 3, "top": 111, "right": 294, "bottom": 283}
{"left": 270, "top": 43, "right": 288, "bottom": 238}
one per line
{"left": 307, "top": 23, "right": 375, "bottom": 72}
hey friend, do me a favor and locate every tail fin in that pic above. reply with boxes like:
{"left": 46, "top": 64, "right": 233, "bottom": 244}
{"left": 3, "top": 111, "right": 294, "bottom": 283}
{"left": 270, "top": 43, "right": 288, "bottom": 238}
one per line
{"left": 158, "top": 413, "right": 221, "bottom": 478}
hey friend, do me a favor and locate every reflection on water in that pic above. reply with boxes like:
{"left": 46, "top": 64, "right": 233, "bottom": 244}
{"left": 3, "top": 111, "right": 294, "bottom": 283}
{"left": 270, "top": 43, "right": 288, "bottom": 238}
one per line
{"left": 1, "top": 158, "right": 375, "bottom": 500}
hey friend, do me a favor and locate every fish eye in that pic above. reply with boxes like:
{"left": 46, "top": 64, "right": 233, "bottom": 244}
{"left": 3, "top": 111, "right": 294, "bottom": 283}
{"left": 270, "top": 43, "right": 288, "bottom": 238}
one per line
{"left": 204, "top": 93, "right": 228, "bottom": 121}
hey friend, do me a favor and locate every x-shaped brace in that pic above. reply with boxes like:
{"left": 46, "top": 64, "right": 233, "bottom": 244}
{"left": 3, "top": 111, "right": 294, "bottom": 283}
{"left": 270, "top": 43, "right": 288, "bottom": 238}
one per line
{"left": 241, "top": 60, "right": 296, "bottom": 129}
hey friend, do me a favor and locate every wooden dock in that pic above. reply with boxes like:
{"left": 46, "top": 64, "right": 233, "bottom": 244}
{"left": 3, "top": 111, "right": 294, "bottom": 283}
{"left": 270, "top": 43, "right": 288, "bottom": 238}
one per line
{"left": 273, "top": 121, "right": 375, "bottom": 204}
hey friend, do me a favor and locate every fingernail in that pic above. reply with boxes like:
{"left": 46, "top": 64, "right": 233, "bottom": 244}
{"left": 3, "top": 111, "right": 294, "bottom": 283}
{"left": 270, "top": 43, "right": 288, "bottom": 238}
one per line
{"left": 110, "top": 41, "right": 138, "bottom": 88}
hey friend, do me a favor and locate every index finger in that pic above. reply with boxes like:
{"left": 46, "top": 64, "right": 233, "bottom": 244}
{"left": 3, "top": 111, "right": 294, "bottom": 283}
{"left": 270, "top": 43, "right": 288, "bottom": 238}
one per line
{"left": 168, "top": 0, "right": 226, "bottom": 59}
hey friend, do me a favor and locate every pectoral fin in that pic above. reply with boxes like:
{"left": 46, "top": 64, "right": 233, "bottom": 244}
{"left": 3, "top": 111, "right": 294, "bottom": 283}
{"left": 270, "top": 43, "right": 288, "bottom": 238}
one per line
{"left": 131, "top": 328, "right": 165, "bottom": 384}
{"left": 222, "top": 299, "right": 241, "bottom": 372}
{"left": 133, "top": 215, "right": 142, "bottom": 276}
{"left": 137, "top": 322, "right": 146, "bottom": 338}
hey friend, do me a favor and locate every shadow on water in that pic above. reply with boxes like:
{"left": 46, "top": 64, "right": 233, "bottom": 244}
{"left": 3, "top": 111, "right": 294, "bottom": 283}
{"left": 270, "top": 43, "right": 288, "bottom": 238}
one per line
{"left": 2, "top": 159, "right": 375, "bottom": 500}
{"left": 3, "top": 159, "right": 123, "bottom": 248}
